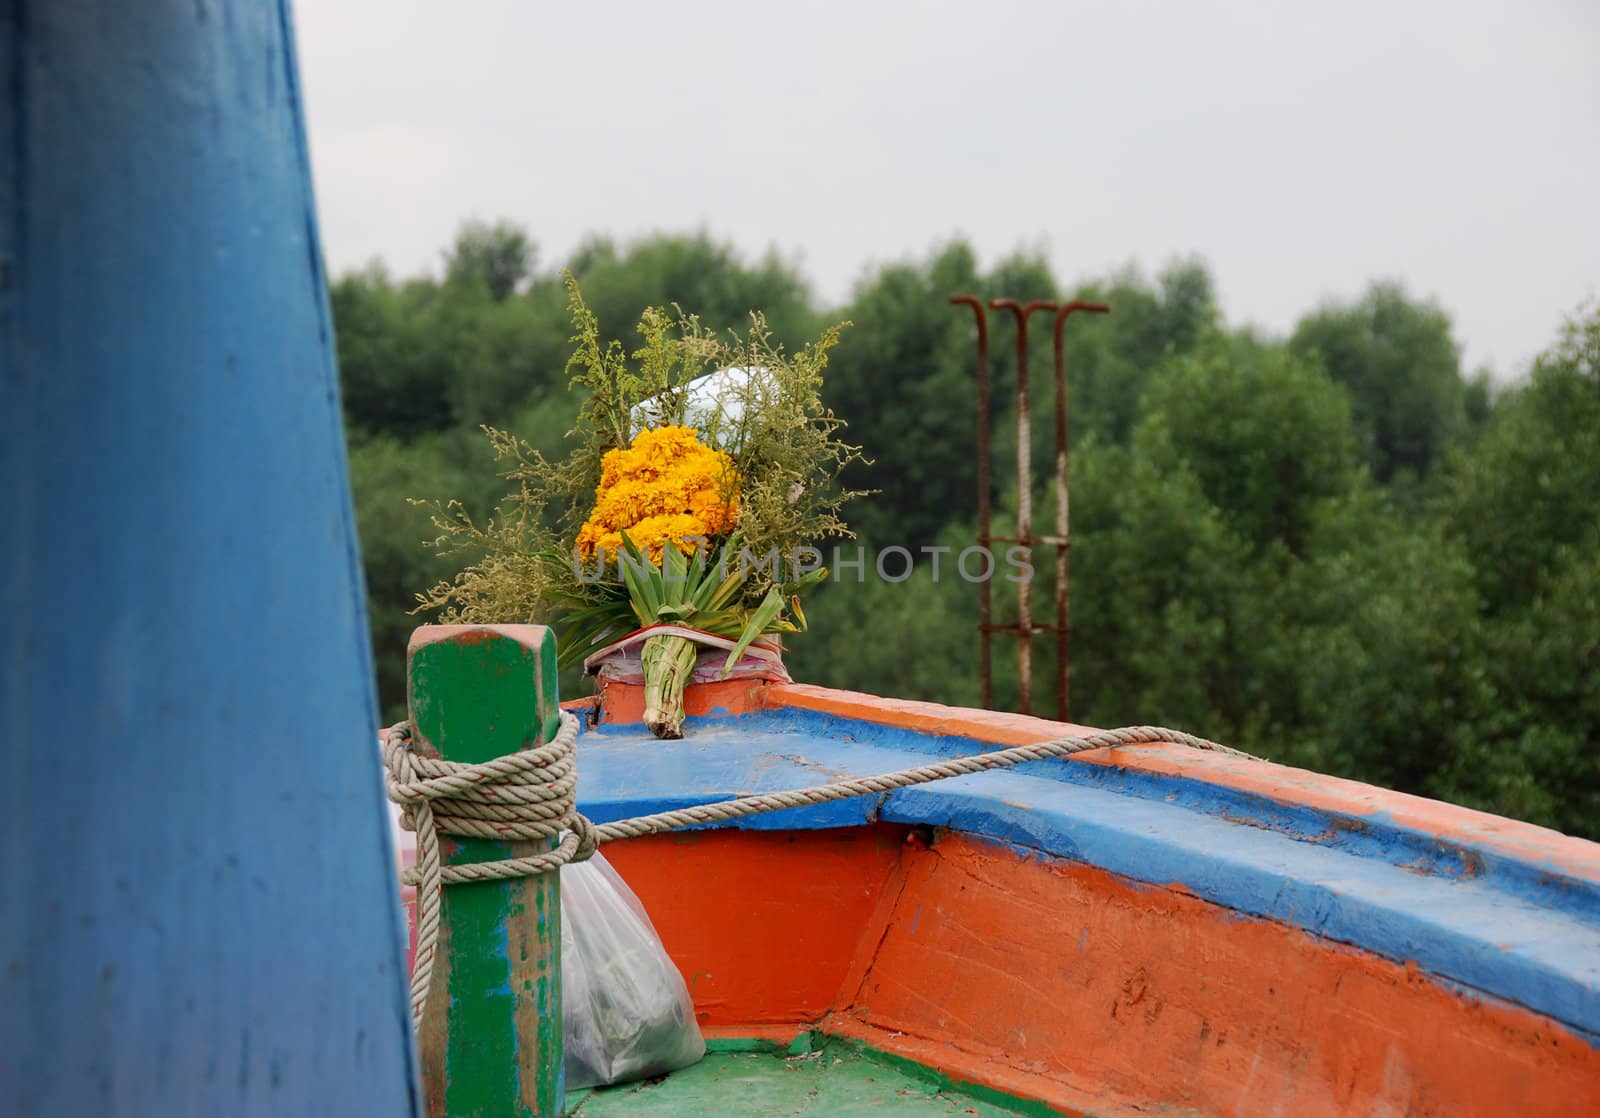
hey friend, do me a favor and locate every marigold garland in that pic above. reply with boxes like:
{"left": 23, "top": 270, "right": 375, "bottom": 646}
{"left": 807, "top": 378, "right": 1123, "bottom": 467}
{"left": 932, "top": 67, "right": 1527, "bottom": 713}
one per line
{"left": 576, "top": 425, "right": 739, "bottom": 561}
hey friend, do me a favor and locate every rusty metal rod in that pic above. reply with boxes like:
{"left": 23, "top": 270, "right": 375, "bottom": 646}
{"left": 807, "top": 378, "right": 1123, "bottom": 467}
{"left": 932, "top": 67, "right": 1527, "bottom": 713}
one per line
{"left": 989, "top": 297, "right": 1057, "bottom": 716}
{"left": 950, "top": 294, "right": 992, "bottom": 709}
{"left": 1051, "top": 299, "right": 1111, "bottom": 722}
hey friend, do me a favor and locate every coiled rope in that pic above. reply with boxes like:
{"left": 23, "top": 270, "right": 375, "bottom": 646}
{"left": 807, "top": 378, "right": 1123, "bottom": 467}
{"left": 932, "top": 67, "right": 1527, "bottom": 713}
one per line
{"left": 382, "top": 711, "right": 593, "bottom": 1025}
{"left": 382, "top": 708, "right": 1253, "bottom": 1024}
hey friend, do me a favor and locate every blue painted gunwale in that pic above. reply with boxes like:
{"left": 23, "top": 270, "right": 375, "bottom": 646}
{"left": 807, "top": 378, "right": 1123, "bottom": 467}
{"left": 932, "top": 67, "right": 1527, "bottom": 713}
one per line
{"left": 573, "top": 705, "right": 1600, "bottom": 1043}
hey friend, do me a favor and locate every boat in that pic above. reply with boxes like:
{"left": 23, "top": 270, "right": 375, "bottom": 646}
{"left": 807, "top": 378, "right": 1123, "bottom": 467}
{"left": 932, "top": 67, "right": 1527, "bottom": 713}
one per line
{"left": 543, "top": 672, "right": 1600, "bottom": 1116}
{"left": 7, "top": 6, "right": 1598, "bottom": 1118}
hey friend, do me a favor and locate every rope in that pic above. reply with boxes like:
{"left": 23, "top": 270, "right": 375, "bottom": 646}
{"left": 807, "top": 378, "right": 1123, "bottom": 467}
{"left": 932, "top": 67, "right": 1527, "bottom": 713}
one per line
{"left": 382, "top": 710, "right": 1253, "bottom": 1025}
{"left": 382, "top": 709, "right": 593, "bottom": 1026}
{"left": 589, "top": 724, "right": 1250, "bottom": 843}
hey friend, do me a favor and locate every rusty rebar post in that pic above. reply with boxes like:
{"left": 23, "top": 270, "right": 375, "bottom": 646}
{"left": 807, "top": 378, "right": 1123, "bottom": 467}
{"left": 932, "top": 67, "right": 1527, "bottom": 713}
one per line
{"left": 1051, "top": 300, "right": 1111, "bottom": 723}
{"left": 990, "top": 298, "right": 1057, "bottom": 716}
{"left": 950, "top": 295, "right": 993, "bottom": 709}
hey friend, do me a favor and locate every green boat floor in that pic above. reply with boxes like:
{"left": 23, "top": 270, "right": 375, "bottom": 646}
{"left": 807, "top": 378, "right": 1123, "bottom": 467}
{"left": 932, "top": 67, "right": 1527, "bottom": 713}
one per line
{"left": 564, "top": 1038, "right": 1036, "bottom": 1117}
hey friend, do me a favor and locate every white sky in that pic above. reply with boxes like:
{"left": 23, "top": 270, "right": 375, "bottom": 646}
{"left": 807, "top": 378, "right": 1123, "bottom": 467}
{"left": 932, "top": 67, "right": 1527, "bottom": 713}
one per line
{"left": 296, "top": 0, "right": 1599, "bottom": 380}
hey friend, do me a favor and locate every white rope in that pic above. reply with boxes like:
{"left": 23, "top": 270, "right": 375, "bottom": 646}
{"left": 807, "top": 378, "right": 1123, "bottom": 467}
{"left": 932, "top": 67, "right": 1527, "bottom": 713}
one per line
{"left": 382, "top": 709, "right": 1254, "bottom": 1027}
{"left": 382, "top": 709, "right": 592, "bottom": 1026}
{"left": 587, "top": 723, "right": 1249, "bottom": 844}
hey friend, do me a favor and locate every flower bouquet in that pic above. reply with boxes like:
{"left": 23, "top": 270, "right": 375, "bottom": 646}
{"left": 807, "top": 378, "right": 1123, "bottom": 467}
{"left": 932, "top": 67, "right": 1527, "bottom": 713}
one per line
{"left": 416, "top": 277, "right": 863, "bottom": 738}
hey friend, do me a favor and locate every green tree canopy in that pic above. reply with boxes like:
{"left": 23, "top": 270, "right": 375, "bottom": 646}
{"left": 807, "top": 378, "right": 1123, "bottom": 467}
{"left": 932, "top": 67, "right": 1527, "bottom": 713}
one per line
{"left": 1135, "top": 334, "right": 1358, "bottom": 557}
{"left": 1291, "top": 281, "right": 1465, "bottom": 484}
{"left": 445, "top": 219, "right": 535, "bottom": 301}
{"left": 1446, "top": 309, "right": 1600, "bottom": 614}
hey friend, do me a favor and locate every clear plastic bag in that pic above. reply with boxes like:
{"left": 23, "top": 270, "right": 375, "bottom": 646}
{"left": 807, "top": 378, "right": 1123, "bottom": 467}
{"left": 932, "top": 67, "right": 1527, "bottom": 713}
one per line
{"left": 561, "top": 851, "right": 705, "bottom": 1090}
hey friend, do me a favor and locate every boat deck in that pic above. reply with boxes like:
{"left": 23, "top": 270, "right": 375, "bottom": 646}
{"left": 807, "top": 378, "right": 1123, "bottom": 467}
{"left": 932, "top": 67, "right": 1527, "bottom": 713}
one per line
{"left": 566, "top": 1037, "right": 1035, "bottom": 1117}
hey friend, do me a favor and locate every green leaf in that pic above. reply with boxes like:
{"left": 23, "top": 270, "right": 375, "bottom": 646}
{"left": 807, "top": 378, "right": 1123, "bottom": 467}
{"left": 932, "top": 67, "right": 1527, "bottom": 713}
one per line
{"left": 662, "top": 540, "right": 689, "bottom": 607}
{"left": 689, "top": 539, "right": 709, "bottom": 587}
{"left": 723, "top": 588, "right": 785, "bottom": 677}
{"left": 556, "top": 605, "right": 633, "bottom": 670}
{"left": 617, "top": 531, "right": 662, "bottom": 619}
{"left": 690, "top": 612, "right": 746, "bottom": 639}
{"left": 703, "top": 562, "right": 746, "bottom": 612}
{"left": 786, "top": 566, "right": 829, "bottom": 595}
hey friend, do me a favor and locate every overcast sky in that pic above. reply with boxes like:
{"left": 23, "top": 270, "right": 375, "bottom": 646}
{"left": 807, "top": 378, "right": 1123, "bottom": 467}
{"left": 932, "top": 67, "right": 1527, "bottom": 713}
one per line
{"left": 296, "top": 0, "right": 1598, "bottom": 380}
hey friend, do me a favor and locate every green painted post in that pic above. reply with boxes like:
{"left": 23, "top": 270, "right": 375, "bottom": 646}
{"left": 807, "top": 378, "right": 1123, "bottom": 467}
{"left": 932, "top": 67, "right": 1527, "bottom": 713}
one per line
{"left": 407, "top": 624, "right": 565, "bottom": 1117}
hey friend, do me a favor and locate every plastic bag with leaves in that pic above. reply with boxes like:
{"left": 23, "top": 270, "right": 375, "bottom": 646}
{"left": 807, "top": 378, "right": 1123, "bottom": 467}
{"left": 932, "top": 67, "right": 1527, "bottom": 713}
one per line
{"left": 562, "top": 851, "right": 705, "bottom": 1089}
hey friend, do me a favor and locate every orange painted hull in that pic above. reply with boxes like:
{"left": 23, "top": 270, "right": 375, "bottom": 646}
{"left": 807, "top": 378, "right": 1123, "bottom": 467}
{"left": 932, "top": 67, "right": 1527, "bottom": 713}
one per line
{"left": 605, "top": 826, "right": 1600, "bottom": 1117}
{"left": 554, "top": 678, "right": 1600, "bottom": 1114}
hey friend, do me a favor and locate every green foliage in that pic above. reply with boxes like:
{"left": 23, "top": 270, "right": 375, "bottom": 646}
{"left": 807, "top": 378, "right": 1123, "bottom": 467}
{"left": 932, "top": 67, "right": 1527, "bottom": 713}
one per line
{"left": 444, "top": 219, "right": 535, "bottom": 301}
{"left": 1445, "top": 309, "right": 1600, "bottom": 614}
{"left": 1290, "top": 281, "right": 1465, "bottom": 484}
{"left": 819, "top": 241, "right": 987, "bottom": 544}
{"left": 567, "top": 231, "right": 820, "bottom": 353}
{"left": 788, "top": 525, "right": 983, "bottom": 708}
{"left": 332, "top": 265, "right": 569, "bottom": 438}
{"left": 1134, "top": 335, "right": 1357, "bottom": 557}
{"left": 346, "top": 429, "right": 498, "bottom": 722}
{"left": 334, "top": 220, "right": 1600, "bottom": 839}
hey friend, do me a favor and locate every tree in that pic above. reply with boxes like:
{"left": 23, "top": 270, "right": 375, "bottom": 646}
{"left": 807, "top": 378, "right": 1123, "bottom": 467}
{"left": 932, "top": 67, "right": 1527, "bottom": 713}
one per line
{"left": 1446, "top": 308, "right": 1600, "bottom": 615}
{"left": 1433, "top": 309, "right": 1600, "bottom": 835}
{"left": 564, "top": 231, "right": 818, "bottom": 350}
{"left": 787, "top": 524, "right": 983, "bottom": 708}
{"left": 822, "top": 241, "right": 986, "bottom": 545}
{"left": 1269, "top": 495, "right": 1493, "bottom": 791}
{"left": 347, "top": 429, "right": 503, "bottom": 720}
{"left": 1433, "top": 536, "right": 1600, "bottom": 835}
{"left": 1052, "top": 258, "right": 1220, "bottom": 447}
{"left": 1290, "top": 282, "right": 1465, "bottom": 484}
{"left": 1069, "top": 437, "right": 1258, "bottom": 736}
{"left": 332, "top": 268, "right": 456, "bottom": 437}
{"left": 444, "top": 219, "right": 535, "bottom": 301}
{"left": 1134, "top": 334, "right": 1358, "bottom": 557}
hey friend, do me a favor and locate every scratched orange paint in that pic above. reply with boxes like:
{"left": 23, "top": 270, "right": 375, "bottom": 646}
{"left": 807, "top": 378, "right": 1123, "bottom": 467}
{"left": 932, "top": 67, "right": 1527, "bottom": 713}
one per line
{"left": 598, "top": 828, "right": 905, "bottom": 1029}
{"left": 611, "top": 825, "right": 1600, "bottom": 1117}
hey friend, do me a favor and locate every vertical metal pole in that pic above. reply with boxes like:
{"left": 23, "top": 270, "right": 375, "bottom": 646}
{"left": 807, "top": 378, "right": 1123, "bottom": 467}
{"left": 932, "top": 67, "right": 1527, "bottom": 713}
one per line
{"left": 1051, "top": 301, "right": 1110, "bottom": 723}
{"left": 408, "top": 625, "right": 564, "bottom": 1118}
{"left": 950, "top": 295, "right": 993, "bottom": 709}
{"left": 990, "top": 299, "right": 1057, "bottom": 716}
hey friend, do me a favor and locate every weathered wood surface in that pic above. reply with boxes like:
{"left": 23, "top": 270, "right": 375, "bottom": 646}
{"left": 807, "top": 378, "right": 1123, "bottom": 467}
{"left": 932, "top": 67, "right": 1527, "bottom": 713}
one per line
{"left": 408, "top": 624, "right": 564, "bottom": 1117}
{"left": 0, "top": 3, "right": 420, "bottom": 1115}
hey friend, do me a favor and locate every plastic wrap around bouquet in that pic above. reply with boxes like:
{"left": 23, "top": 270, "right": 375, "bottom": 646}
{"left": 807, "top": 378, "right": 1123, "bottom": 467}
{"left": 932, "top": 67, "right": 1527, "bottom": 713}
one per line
{"left": 415, "top": 275, "right": 865, "bottom": 738}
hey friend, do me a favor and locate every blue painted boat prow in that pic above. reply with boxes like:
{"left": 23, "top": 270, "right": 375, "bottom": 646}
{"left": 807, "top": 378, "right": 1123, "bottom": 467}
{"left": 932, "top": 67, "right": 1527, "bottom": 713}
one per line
{"left": 574, "top": 704, "right": 1600, "bottom": 1043}
{"left": 2, "top": 4, "right": 420, "bottom": 1116}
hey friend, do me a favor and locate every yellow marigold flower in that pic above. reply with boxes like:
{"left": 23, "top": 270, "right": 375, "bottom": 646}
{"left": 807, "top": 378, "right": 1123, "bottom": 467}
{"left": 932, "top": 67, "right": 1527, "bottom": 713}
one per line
{"left": 689, "top": 487, "right": 738, "bottom": 534}
{"left": 577, "top": 426, "right": 738, "bottom": 559}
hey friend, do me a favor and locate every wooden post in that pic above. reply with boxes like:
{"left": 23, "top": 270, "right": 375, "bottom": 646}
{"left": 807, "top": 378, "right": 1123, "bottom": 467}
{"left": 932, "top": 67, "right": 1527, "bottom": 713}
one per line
{"left": 407, "top": 625, "right": 565, "bottom": 1117}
